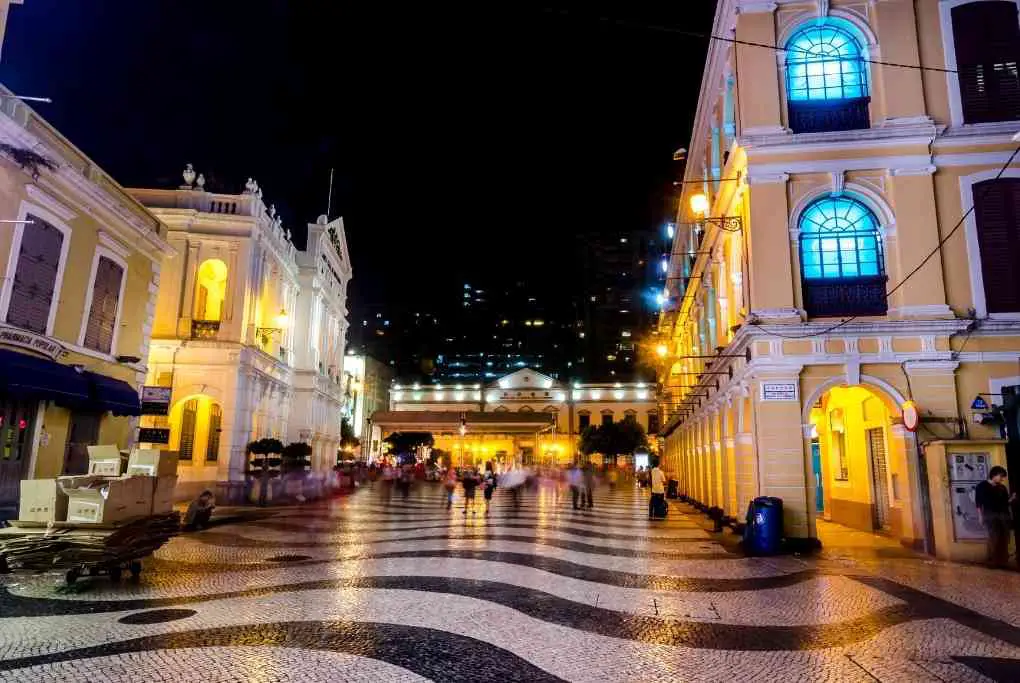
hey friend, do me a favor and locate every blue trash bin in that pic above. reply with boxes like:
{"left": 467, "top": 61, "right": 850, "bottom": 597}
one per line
{"left": 743, "top": 496, "right": 783, "bottom": 555}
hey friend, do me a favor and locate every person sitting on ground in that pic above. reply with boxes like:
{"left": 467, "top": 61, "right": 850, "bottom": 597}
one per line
{"left": 184, "top": 490, "right": 215, "bottom": 531}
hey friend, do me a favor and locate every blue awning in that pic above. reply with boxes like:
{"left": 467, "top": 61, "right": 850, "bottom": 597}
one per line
{"left": 0, "top": 348, "right": 90, "bottom": 407}
{"left": 85, "top": 371, "right": 142, "bottom": 416}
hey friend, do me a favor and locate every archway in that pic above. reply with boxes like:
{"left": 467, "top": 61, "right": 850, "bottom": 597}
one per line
{"left": 804, "top": 380, "right": 923, "bottom": 550}
{"left": 168, "top": 394, "right": 223, "bottom": 466}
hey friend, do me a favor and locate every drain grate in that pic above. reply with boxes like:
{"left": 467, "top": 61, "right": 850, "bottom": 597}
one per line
{"left": 266, "top": 554, "right": 313, "bottom": 563}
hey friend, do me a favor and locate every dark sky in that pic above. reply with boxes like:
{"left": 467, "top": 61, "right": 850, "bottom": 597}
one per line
{"left": 0, "top": 1, "right": 715, "bottom": 314}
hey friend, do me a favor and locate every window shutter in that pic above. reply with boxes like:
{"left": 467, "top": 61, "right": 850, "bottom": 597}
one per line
{"left": 83, "top": 256, "right": 124, "bottom": 354}
{"left": 973, "top": 178, "right": 1020, "bottom": 312}
{"left": 5, "top": 215, "right": 64, "bottom": 334}
{"left": 953, "top": 2, "right": 1020, "bottom": 123}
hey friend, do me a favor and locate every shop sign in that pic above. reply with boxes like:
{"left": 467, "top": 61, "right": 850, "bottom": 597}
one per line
{"left": 0, "top": 324, "right": 64, "bottom": 360}
{"left": 141, "top": 386, "right": 172, "bottom": 415}
{"left": 971, "top": 395, "right": 989, "bottom": 411}
{"left": 138, "top": 427, "right": 171, "bottom": 444}
{"left": 760, "top": 381, "right": 798, "bottom": 402}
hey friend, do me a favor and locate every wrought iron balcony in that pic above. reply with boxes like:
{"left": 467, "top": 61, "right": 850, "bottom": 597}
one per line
{"left": 190, "top": 319, "right": 220, "bottom": 339}
{"left": 802, "top": 275, "right": 887, "bottom": 318}
{"left": 788, "top": 97, "right": 870, "bottom": 134}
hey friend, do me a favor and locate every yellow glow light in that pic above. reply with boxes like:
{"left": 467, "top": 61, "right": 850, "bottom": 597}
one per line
{"left": 655, "top": 344, "right": 668, "bottom": 358}
{"left": 690, "top": 193, "right": 710, "bottom": 216}
{"left": 274, "top": 309, "right": 289, "bottom": 328}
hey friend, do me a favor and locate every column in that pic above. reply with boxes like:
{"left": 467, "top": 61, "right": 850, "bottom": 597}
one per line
{"left": 752, "top": 368, "right": 810, "bottom": 538}
{"left": 178, "top": 241, "right": 200, "bottom": 337}
{"left": 888, "top": 169, "right": 950, "bottom": 317}
{"left": 722, "top": 398, "right": 738, "bottom": 517}
{"left": 745, "top": 176, "right": 798, "bottom": 321}
{"left": 735, "top": 8, "right": 785, "bottom": 134}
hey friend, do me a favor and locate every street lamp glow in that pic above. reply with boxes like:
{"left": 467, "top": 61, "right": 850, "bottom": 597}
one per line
{"left": 666, "top": 223, "right": 675, "bottom": 239}
{"left": 273, "top": 309, "right": 289, "bottom": 328}
{"left": 656, "top": 344, "right": 668, "bottom": 358}
{"left": 660, "top": 258, "right": 668, "bottom": 273}
{"left": 690, "top": 193, "right": 710, "bottom": 216}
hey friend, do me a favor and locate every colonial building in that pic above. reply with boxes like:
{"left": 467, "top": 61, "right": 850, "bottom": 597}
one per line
{"left": 378, "top": 367, "right": 658, "bottom": 465}
{"left": 132, "top": 173, "right": 350, "bottom": 501}
{"left": 341, "top": 353, "right": 394, "bottom": 460}
{"left": 657, "top": 0, "right": 1020, "bottom": 561}
{"left": 0, "top": 87, "right": 172, "bottom": 515}
{"left": 289, "top": 215, "right": 352, "bottom": 471}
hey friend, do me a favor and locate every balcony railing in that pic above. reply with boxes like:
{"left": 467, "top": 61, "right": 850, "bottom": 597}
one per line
{"left": 191, "top": 319, "right": 220, "bottom": 339}
{"left": 803, "top": 275, "right": 887, "bottom": 318}
{"left": 788, "top": 97, "right": 870, "bottom": 134}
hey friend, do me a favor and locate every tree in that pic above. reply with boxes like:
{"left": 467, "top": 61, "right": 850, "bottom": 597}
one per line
{"left": 578, "top": 421, "right": 648, "bottom": 459}
{"left": 384, "top": 431, "right": 434, "bottom": 458}
{"left": 340, "top": 418, "right": 360, "bottom": 452}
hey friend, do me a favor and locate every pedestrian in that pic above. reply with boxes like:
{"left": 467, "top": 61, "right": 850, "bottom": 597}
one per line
{"left": 583, "top": 463, "right": 595, "bottom": 509}
{"left": 444, "top": 467, "right": 458, "bottom": 510}
{"left": 567, "top": 462, "right": 583, "bottom": 510}
{"left": 607, "top": 466, "right": 619, "bottom": 491}
{"left": 183, "top": 490, "right": 215, "bottom": 530}
{"left": 648, "top": 458, "right": 667, "bottom": 519}
{"left": 482, "top": 461, "right": 497, "bottom": 515}
{"left": 399, "top": 464, "right": 413, "bottom": 500}
{"left": 462, "top": 467, "right": 479, "bottom": 515}
{"left": 976, "top": 465, "right": 1014, "bottom": 568}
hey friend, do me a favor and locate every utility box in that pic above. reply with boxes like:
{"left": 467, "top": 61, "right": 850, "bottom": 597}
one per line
{"left": 924, "top": 440, "right": 1008, "bottom": 562}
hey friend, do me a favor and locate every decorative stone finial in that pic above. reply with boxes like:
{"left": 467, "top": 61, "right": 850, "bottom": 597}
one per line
{"left": 195, "top": 173, "right": 205, "bottom": 190}
{"left": 269, "top": 204, "right": 276, "bottom": 218}
{"left": 182, "top": 163, "right": 196, "bottom": 188}
{"left": 244, "top": 177, "right": 255, "bottom": 194}
{"left": 256, "top": 186, "right": 263, "bottom": 199}
{"left": 285, "top": 228, "right": 292, "bottom": 241}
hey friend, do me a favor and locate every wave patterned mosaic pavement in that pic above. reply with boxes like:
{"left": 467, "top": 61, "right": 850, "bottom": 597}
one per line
{"left": 3, "top": 485, "right": 1020, "bottom": 681}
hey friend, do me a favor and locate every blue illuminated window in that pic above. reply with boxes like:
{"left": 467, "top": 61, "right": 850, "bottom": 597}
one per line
{"left": 786, "top": 24, "right": 867, "bottom": 102}
{"left": 799, "top": 196, "right": 883, "bottom": 280}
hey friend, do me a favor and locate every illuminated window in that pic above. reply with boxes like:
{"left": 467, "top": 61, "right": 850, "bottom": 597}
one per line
{"left": 799, "top": 195, "right": 886, "bottom": 317}
{"left": 785, "top": 21, "right": 869, "bottom": 133}
{"left": 195, "top": 259, "right": 228, "bottom": 322}
{"left": 800, "top": 196, "right": 882, "bottom": 279}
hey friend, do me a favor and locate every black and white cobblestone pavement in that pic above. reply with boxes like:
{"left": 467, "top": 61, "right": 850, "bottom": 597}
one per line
{"left": 3, "top": 484, "right": 1020, "bottom": 682}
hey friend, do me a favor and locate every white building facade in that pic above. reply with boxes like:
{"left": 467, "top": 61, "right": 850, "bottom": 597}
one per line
{"left": 131, "top": 171, "right": 350, "bottom": 501}
{"left": 289, "top": 215, "right": 352, "bottom": 471}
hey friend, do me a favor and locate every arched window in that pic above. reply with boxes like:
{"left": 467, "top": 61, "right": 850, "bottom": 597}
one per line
{"left": 177, "top": 399, "right": 198, "bottom": 461}
{"left": 193, "top": 258, "right": 228, "bottom": 337}
{"left": 799, "top": 195, "right": 886, "bottom": 317}
{"left": 206, "top": 403, "right": 222, "bottom": 461}
{"left": 785, "top": 21, "right": 870, "bottom": 133}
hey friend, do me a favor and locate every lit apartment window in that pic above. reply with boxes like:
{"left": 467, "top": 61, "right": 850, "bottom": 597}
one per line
{"left": 799, "top": 195, "right": 886, "bottom": 317}
{"left": 785, "top": 21, "right": 869, "bottom": 133}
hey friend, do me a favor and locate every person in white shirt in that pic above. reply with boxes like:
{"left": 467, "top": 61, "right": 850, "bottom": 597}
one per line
{"left": 649, "top": 460, "right": 667, "bottom": 519}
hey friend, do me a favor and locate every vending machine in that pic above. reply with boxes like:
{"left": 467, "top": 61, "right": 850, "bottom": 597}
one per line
{"left": 947, "top": 452, "right": 989, "bottom": 541}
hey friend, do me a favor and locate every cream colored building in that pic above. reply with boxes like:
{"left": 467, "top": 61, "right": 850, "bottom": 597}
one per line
{"left": 289, "top": 215, "right": 352, "bottom": 471}
{"left": 384, "top": 368, "right": 659, "bottom": 465}
{"left": 132, "top": 174, "right": 350, "bottom": 500}
{"left": 0, "top": 87, "right": 173, "bottom": 514}
{"left": 657, "top": 0, "right": 1020, "bottom": 560}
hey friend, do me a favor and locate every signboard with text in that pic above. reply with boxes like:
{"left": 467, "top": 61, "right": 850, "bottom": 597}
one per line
{"left": 0, "top": 324, "right": 64, "bottom": 360}
{"left": 141, "top": 386, "right": 172, "bottom": 415}
{"left": 760, "top": 381, "right": 799, "bottom": 402}
{"left": 138, "top": 427, "right": 171, "bottom": 444}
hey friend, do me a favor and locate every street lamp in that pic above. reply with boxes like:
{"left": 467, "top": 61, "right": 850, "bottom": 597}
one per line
{"left": 689, "top": 193, "right": 710, "bottom": 217}
{"left": 256, "top": 308, "right": 289, "bottom": 347}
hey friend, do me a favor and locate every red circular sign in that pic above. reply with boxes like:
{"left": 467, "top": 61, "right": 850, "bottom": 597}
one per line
{"left": 902, "top": 400, "right": 920, "bottom": 432}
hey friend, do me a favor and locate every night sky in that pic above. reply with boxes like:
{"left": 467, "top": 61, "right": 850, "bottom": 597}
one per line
{"left": 0, "top": 2, "right": 716, "bottom": 316}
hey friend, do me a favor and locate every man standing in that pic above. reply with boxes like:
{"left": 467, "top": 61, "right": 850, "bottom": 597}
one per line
{"left": 976, "top": 465, "right": 1014, "bottom": 568}
{"left": 567, "top": 462, "right": 583, "bottom": 510}
{"left": 649, "top": 458, "right": 667, "bottom": 520}
{"left": 582, "top": 464, "right": 595, "bottom": 509}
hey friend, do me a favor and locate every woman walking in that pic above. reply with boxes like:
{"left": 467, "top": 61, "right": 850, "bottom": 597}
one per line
{"left": 482, "top": 462, "right": 497, "bottom": 515}
{"left": 462, "top": 467, "right": 480, "bottom": 515}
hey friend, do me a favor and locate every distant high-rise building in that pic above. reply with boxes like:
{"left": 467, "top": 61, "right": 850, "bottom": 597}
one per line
{"left": 574, "top": 231, "right": 661, "bottom": 381}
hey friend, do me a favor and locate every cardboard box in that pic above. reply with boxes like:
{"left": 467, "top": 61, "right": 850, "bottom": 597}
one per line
{"left": 150, "top": 475, "right": 178, "bottom": 515}
{"left": 126, "top": 449, "right": 179, "bottom": 477}
{"left": 18, "top": 479, "right": 68, "bottom": 522}
{"left": 63, "top": 476, "right": 152, "bottom": 524}
{"left": 86, "top": 444, "right": 123, "bottom": 476}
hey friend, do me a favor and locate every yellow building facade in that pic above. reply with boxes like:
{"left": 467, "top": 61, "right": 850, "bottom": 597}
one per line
{"left": 0, "top": 86, "right": 173, "bottom": 515}
{"left": 385, "top": 368, "right": 659, "bottom": 467}
{"left": 658, "top": 0, "right": 1020, "bottom": 560}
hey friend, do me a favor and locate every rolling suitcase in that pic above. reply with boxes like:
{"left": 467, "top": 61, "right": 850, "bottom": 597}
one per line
{"left": 650, "top": 495, "right": 668, "bottom": 520}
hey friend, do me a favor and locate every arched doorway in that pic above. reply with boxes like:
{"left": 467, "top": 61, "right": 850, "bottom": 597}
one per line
{"left": 804, "top": 380, "right": 925, "bottom": 550}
